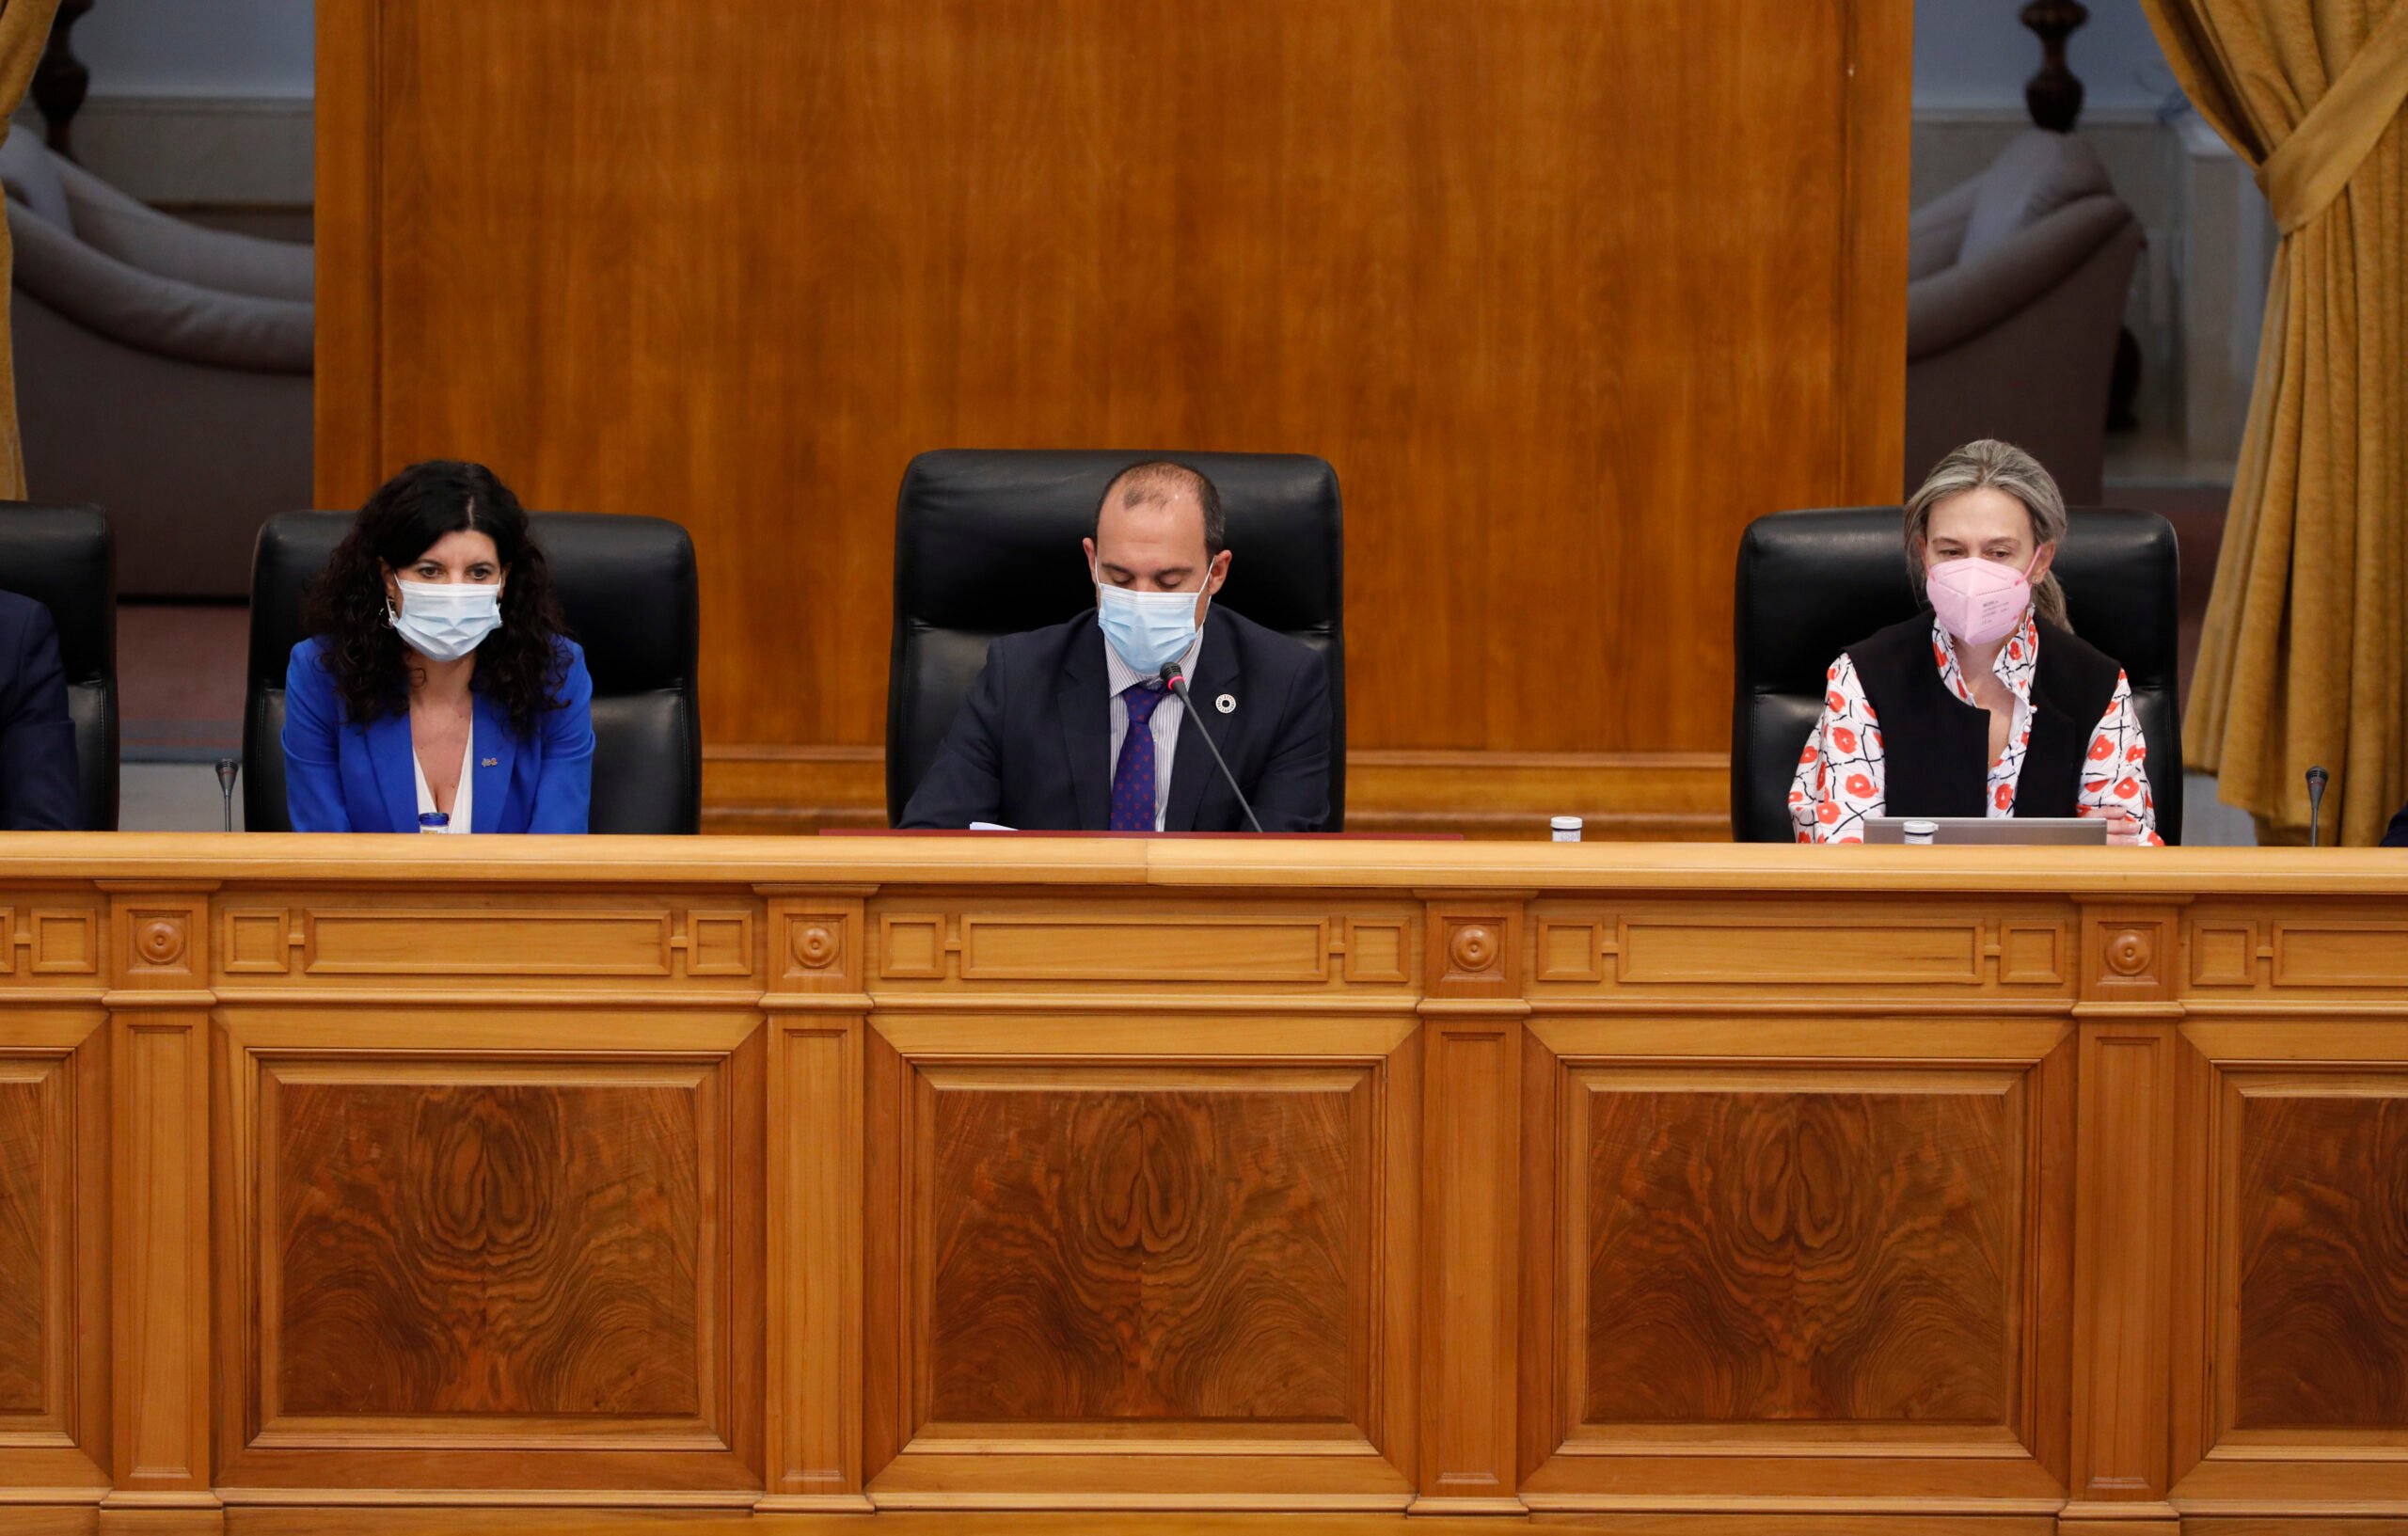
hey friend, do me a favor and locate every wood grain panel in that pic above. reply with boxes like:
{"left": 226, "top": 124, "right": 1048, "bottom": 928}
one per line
{"left": 1582, "top": 1075, "right": 2020, "bottom": 1424}
{"left": 269, "top": 1073, "right": 705, "bottom": 1419}
{"left": 923, "top": 1073, "right": 1369, "bottom": 1424}
{"left": 305, "top": 911, "right": 673, "bottom": 977}
{"left": 2230, "top": 1085, "right": 2408, "bottom": 1431}
{"left": 319, "top": 0, "right": 1908, "bottom": 827}
{"left": 0, "top": 1072, "right": 44, "bottom": 1413}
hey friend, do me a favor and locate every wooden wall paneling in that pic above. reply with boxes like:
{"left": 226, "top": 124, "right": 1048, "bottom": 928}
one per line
{"left": 1520, "top": 1011, "right": 2076, "bottom": 1515}
{"left": 1414, "top": 898, "right": 1523, "bottom": 1512}
{"left": 760, "top": 893, "right": 871, "bottom": 1512}
{"left": 208, "top": 934, "right": 765, "bottom": 1504}
{"left": 312, "top": 0, "right": 378, "bottom": 502}
{"left": 0, "top": 1003, "right": 109, "bottom": 1503}
{"left": 865, "top": 1051, "right": 1416, "bottom": 1509}
{"left": 316, "top": 0, "right": 1911, "bottom": 835}
{"left": 860, "top": 887, "right": 1422, "bottom": 1510}
{"left": 2167, "top": 895, "right": 2408, "bottom": 1522}
{"left": 103, "top": 889, "right": 218, "bottom": 1527}
{"left": 2063, "top": 904, "right": 2184, "bottom": 1535}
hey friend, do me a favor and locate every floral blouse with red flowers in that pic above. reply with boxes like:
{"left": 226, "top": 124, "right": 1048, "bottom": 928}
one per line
{"left": 1789, "top": 614, "right": 2159, "bottom": 844}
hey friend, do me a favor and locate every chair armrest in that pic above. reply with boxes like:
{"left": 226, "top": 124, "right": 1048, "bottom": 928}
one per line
{"left": 1907, "top": 177, "right": 1983, "bottom": 281}
{"left": 1907, "top": 195, "right": 2134, "bottom": 360}
{"left": 53, "top": 156, "right": 312, "bottom": 302}
{"left": 8, "top": 203, "right": 312, "bottom": 372}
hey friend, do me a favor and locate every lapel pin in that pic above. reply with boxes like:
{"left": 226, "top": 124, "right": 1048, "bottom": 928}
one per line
{"left": 481, "top": 757, "right": 499, "bottom": 768}
{"left": 1215, "top": 692, "right": 1236, "bottom": 715}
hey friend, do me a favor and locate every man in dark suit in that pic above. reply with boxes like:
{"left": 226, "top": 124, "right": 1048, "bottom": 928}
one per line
{"left": 899, "top": 460, "right": 1333, "bottom": 831}
{"left": 2384, "top": 796, "right": 2407, "bottom": 847}
{"left": 0, "top": 590, "right": 80, "bottom": 829}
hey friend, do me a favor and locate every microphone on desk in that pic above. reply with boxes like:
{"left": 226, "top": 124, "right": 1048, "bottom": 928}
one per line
{"left": 2306, "top": 765, "right": 2329, "bottom": 848}
{"left": 215, "top": 757, "right": 241, "bottom": 833}
{"left": 1160, "top": 660, "right": 1264, "bottom": 833}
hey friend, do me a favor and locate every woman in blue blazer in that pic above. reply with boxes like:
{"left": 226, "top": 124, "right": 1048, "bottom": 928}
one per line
{"left": 283, "top": 460, "right": 594, "bottom": 832}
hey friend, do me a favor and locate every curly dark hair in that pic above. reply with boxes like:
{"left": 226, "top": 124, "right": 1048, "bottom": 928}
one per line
{"left": 301, "top": 460, "right": 572, "bottom": 736}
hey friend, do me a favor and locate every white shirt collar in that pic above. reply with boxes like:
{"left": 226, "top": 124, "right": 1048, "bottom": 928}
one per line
{"left": 1102, "top": 610, "right": 1209, "bottom": 697}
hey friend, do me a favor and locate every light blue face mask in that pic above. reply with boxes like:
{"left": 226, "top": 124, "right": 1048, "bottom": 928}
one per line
{"left": 390, "top": 578, "right": 503, "bottom": 662}
{"left": 1095, "top": 575, "right": 1206, "bottom": 677}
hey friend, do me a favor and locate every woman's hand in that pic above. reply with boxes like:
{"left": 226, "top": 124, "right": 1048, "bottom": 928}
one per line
{"left": 2079, "top": 805, "right": 2145, "bottom": 846}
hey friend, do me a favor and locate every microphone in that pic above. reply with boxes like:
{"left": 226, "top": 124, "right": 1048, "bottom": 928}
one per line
{"left": 215, "top": 757, "right": 241, "bottom": 833}
{"left": 1159, "top": 660, "right": 1264, "bottom": 833}
{"left": 2306, "top": 765, "right": 2329, "bottom": 848}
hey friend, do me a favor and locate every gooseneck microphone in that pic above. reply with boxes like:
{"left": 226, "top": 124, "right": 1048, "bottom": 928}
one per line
{"left": 215, "top": 757, "right": 241, "bottom": 833}
{"left": 1160, "top": 661, "right": 1265, "bottom": 833}
{"left": 2306, "top": 765, "right": 2329, "bottom": 848}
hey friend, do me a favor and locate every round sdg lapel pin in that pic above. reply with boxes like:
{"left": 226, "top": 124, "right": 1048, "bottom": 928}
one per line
{"left": 1215, "top": 693, "right": 1236, "bottom": 715}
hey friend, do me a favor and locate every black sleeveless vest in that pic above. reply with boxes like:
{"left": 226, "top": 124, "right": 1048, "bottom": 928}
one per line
{"left": 1847, "top": 615, "right": 2122, "bottom": 819}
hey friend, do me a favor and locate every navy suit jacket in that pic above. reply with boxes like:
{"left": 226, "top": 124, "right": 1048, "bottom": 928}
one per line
{"left": 281, "top": 636, "right": 595, "bottom": 832}
{"left": 0, "top": 591, "right": 78, "bottom": 830}
{"left": 898, "top": 609, "right": 1333, "bottom": 832}
{"left": 2385, "top": 798, "right": 2408, "bottom": 847}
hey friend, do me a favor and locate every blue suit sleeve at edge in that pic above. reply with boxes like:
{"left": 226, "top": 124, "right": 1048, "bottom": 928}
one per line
{"left": 529, "top": 641, "right": 595, "bottom": 833}
{"left": 280, "top": 641, "right": 354, "bottom": 833}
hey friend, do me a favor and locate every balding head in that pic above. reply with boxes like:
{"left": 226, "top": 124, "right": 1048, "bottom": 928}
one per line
{"left": 1084, "top": 459, "right": 1232, "bottom": 605}
{"left": 1093, "top": 462, "right": 1226, "bottom": 558}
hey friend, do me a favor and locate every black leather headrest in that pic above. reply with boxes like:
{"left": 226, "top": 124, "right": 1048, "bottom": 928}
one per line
{"left": 888, "top": 450, "right": 1345, "bottom": 824}
{"left": 1734, "top": 505, "right": 2183, "bottom": 842}
{"left": 895, "top": 451, "right": 1342, "bottom": 634}
{"left": 0, "top": 502, "right": 117, "bottom": 829}
{"left": 248, "top": 511, "right": 698, "bottom": 691}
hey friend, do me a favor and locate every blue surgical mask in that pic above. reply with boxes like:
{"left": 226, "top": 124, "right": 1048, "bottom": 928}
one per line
{"left": 1094, "top": 574, "right": 1205, "bottom": 677}
{"left": 390, "top": 578, "right": 503, "bottom": 662}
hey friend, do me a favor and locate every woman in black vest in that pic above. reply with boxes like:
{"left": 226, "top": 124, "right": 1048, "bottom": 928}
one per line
{"left": 1790, "top": 438, "right": 2159, "bottom": 844}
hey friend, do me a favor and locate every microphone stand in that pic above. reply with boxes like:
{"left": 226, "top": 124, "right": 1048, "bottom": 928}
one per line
{"left": 1159, "top": 662, "right": 1264, "bottom": 833}
{"left": 2305, "top": 765, "right": 2328, "bottom": 848}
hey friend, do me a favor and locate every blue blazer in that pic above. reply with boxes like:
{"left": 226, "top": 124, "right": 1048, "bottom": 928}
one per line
{"left": 0, "top": 591, "right": 78, "bottom": 830}
{"left": 281, "top": 636, "right": 594, "bottom": 833}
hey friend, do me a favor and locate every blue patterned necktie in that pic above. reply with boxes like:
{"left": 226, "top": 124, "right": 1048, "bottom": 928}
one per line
{"left": 1110, "top": 683, "right": 1168, "bottom": 831}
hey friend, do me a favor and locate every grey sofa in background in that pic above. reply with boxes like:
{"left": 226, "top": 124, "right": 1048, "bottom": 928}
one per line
{"left": 1906, "top": 129, "right": 2143, "bottom": 504}
{"left": 1, "top": 131, "right": 310, "bottom": 599}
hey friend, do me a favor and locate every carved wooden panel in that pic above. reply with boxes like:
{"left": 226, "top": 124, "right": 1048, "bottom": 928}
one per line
{"left": 1524, "top": 900, "right": 2073, "bottom": 1002}
{"left": 1579, "top": 1069, "right": 2020, "bottom": 1424}
{"left": 918, "top": 1065, "right": 1373, "bottom": 1426}
{"left": 2228, "top": 1079, "right": 2408, "bottom": 1431}
{"left": 263, "top": 1064, "right": 714, "bottom": 1428}
{"left": 959, "top": 916, "right": 1331, "bottom": 983}
{"left": 0, "top": 1070, "right": 46, "bottom": 1415}
{"left": 214, "top": 899, "right": 761, "bottom": 985}
{"left": 2180, "top": 903, "right": 2408, "bottom": 995}
{"left": 868, "top": 898, "right": 1421, "bottom": 994}
{"left": 0, "top": 907, "right": 100, "bottom": 978}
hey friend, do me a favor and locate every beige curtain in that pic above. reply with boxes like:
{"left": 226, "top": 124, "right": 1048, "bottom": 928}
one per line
{"left": 2142, "top": 0, "right": 2408, "bottom": 843}
{"left": 0, "top": 0, "right": 61, "bottom": 499}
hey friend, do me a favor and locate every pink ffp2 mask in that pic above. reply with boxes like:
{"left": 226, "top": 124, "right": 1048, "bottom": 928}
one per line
{"left": 1925, "top": 554, "right": 2037, "bottom": 647}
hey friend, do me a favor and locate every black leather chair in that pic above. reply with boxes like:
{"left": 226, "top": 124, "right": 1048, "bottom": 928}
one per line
{"left": 888, "top": 450, "right": 1345, "bottom": 828}
{"left": 0, "top": 503, "right": 116, "bottom": 829}
{"left": 245, "top": 511, "right": 701, "bottom": 833}
{"left": 1733, "top": 506, "right": 2183, "bottom": 844}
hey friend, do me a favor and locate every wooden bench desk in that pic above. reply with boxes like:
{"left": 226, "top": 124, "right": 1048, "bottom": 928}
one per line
{"left": 1, "top": 834, "right": 2401, "bottom": 1532}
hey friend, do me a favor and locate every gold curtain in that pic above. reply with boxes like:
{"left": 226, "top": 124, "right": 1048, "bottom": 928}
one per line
{"left": 0, "top": 0, "right": 62, "bottom": 500}
{"left": 2143, "top": 0, "right": 2408, "bottom": 843}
